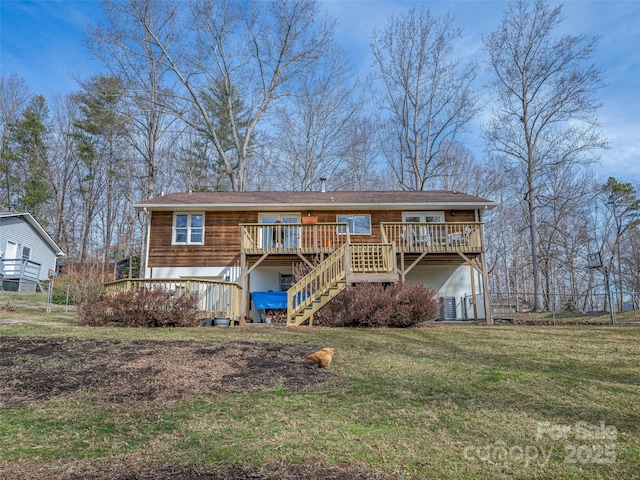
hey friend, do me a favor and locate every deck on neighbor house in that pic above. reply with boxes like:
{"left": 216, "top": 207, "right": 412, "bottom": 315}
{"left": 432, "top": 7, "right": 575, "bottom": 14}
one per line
{"left": 0, "top": 258, "right": 44, "bottom": 291}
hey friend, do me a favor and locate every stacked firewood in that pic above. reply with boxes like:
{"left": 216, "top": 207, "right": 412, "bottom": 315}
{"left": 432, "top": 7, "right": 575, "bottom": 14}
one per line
{"left": 263, "top": 309, "right": 287, "bottom": 323}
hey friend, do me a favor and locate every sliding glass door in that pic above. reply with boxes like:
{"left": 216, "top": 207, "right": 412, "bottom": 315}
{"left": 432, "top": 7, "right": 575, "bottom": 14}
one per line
{"left": 259, "top": 213, "right": 301, "bottom": 248}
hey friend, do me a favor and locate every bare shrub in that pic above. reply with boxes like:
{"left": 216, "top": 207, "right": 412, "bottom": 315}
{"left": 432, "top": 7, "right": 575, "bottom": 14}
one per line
{"left": 315, "top": 282, "right": 439, "bottom": 327}
{"left": 56, "top": 263, "right": 106, "bottom": 304}
{"left": 77, "top": 289, "right": 201, "bottom": 327}
{"left": 0, "top": 301, "right": 17, "bottom": 312}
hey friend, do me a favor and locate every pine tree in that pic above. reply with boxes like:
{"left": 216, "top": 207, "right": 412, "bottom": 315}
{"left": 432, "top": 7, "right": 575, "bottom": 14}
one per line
{"left": 1, "top": 95, "right": 52, "bottom": 221}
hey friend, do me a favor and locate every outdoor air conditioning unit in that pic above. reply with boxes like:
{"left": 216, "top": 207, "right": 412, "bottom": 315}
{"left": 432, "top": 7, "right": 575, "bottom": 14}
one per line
{"left": 440, "top": 296, "right": 457, "bottom": 321}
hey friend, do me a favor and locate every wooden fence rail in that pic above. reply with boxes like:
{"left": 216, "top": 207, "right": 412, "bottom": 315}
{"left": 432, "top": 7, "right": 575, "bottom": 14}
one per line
{"left": 103, "top": 278, "right": 242, "bottom": 319}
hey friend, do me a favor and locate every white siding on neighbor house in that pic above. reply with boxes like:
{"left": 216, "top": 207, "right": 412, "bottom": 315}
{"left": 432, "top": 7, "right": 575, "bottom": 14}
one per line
{"left": 0, "top": 216, "right": 57, "bottom": 281}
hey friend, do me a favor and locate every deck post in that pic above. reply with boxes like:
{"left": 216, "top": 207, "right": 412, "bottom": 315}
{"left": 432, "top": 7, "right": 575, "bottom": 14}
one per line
{"left": 470, "top": 264, "right": 479, "bottom": 320}
{"left": 344, "top": 242, "right": 352, "bottom": 278}
{"left": 240, "top": 236, "right": 248, "bottom": 324}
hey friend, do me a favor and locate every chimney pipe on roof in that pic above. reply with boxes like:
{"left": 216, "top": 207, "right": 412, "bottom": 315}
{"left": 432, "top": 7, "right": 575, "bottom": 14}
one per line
{"left": 320, "top": 177, "right": 326, "bottom": 192}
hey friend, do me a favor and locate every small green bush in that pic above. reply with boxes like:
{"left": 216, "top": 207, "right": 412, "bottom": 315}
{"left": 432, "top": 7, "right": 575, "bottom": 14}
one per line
{"left": 315, "top": 282, "right": 439, "bottom": 327}
{"left": 49, "top": 284, "right": 72, "bottom": 305}
{"left": 77, "top": 288, "right": 202, "bottom": 327}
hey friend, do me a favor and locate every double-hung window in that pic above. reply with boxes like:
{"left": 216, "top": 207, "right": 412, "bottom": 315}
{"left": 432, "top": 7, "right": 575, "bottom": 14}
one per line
{"left": 173, "top": 213, "right": 204, "bottom": 245}
{"left": 336, "top": 214, "right": 371, "bottom": 235}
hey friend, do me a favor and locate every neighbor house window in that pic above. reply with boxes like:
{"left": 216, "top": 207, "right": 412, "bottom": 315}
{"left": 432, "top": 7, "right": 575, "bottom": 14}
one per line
{"left": 336, "top": 214, "right": 371, "bottom": 235}
{"left": 173, "top": 213, "right": 204, "bottom": 245}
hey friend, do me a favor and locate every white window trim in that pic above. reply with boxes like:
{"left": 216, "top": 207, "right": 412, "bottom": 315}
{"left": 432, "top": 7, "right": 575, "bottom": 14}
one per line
{"left": 258, "top": 213, "right": 301, "bottom": 223}
{"left": 402, "top": 211, "right": 445, "bottom": 222}
{"left": 5, "top": 240, "right": 18, "bottom": 259}
{"left": 172, "top": 212, "right": 205, "bottom": 245}
{"left": 336, "top": 214, "right": 372, "bottom": 235}
{"left": 258, "top": 213, "right": 302, "bottom": 248}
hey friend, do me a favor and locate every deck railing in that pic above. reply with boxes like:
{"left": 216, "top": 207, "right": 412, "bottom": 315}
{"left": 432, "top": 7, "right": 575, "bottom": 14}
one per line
{"left": 1, "top": 258, "right": 42, "bottom": 281}
{"left": 241, "top": 222, "right": 350, "bottom": 254}
{"left": 287, "top": 244, "right": 347, "bottom": 325}
{"left": 243, "top": 222, "right": 483, "bottom": 255}
{"left": 347, "top": 243, "right": 396, "bottom": 275}
{"left": 103, "top": 278, "right": 242, "bottom": 319}
{"left": 381, "top": 222, "right": 483, "bottom": 253}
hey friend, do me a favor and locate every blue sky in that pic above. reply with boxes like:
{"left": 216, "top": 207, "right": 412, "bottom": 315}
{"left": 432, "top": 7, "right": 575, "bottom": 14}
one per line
{"left": 1, "top": 0, "right": 639, "bottom": 185}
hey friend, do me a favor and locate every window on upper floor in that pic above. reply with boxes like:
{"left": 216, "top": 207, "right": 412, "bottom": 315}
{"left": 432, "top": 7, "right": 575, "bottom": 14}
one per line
{"left": 258, "top": 213, "right": 301, "bottom": 248}
{"left": 173, "top": 213, "right": 204, "bottom": 245}
{"left": 336, "top": 214, "right": 371, "bottom": 235}
{"left": 402, "top": 211, "right": 445, "bottom": 223}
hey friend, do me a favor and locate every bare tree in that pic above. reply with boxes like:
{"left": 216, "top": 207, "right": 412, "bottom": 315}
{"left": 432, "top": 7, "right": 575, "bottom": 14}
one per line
{"left": 87, "top": 0, "right": 183, "bottom": 274}
{"left": 536, "top": 166, "right": 599, "bottom": 310}
{"left": 370, "top": 7, "right": 479, "bottom": 191}
{"left": 333, "top": 116, "right": 384, "bottom": 191}
{"left": 48, "top": 94, "right": 83, "bottom": 256}
{"left": 483, "top": 0, "right": 608, "bottom": 311}
{"left": 0, "top": 74, "right": 32, "bottom": 210}
{"left": 620, "top": 229, "right": 640, "bottom": 305}
{"left": 120, "top": 0, "right": 334, "bottom": 192}
{"left": 270, "top": 45, "right": 360, "bottom": 191}
{"left": 87, "top": 0, "right": 180, "bottom": 201}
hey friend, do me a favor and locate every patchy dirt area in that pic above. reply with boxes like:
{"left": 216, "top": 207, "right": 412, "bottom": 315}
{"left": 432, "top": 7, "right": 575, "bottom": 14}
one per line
{"left": 0, "top": 337, "right": 396, "bottom": 480}
{"left": 0, "top": 460, "right": 397, "bottom": 480}
{"left": 0, "top": 337, "right": 346, "bottom": 408}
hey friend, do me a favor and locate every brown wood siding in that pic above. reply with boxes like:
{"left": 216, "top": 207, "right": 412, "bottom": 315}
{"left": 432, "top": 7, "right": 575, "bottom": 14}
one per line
{"left": 148, "top": 211, "right": 256, "bottom": 268}
{"left": 147, "top": 209, "right": 478, "bottom": 268}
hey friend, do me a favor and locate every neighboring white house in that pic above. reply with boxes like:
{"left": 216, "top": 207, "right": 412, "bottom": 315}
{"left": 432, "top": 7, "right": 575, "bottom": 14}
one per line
{"left": 0, "top": 213, "right": 65, "bottom": 292}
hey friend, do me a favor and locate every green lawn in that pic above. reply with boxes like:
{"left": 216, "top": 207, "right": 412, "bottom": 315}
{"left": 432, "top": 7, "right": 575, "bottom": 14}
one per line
{"left": 1, "top": 292, "right": 639, "bottom": 479}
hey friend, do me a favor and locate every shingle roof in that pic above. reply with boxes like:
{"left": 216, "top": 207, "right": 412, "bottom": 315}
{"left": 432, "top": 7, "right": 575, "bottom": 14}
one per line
{"left": 135, "top": 191, "right": 497, "bottom": 211}
{"left": 0, "top": 212, "right": 65, "bottom": 256}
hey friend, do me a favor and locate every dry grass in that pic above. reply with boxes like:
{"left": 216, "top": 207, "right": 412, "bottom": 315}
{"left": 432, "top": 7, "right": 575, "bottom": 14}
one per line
{"left": 1, "top": 291, "right": 639, "bottom": 479}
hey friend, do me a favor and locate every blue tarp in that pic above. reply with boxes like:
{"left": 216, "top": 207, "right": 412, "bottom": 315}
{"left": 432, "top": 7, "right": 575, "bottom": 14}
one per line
{"left": 252, "top": 291, "right": 288, "bottom": 310}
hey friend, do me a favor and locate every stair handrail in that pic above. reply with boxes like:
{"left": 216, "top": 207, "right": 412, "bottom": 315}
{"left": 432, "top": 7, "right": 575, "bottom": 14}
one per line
{"left": 286, "top": 244, "right": 347, "bottom": 324}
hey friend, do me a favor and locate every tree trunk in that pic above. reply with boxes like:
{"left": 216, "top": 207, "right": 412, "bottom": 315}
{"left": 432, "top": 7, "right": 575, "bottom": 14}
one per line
{"left": 527, "top": 169, "right": 544, "bottom": 312}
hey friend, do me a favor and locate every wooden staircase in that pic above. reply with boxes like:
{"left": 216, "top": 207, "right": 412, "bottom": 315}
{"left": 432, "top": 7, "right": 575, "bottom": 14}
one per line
{"left": 286, "top": 243, "right": 398, "bottom": 326}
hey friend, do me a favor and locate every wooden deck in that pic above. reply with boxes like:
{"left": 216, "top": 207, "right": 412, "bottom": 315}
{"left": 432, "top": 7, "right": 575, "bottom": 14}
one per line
{"left": 103, "top": 278, "right": 243, "bottom": 320}
{"left": 1, "top": 258, "right": 44, "bottom": 292}
{"left": 241, "top": 221, "right": 483, "bottom": 256}
{"left": 111, "top": 221, "right": 488, "bottom": 326}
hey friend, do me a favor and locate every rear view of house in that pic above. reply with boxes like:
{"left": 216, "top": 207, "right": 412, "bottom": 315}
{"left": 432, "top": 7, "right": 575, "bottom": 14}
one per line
{"left": 0, "top": 213, "right": 65, "bottom": 292}
{"left": 132, "top": 191, "right": 496, "bottom": 325}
